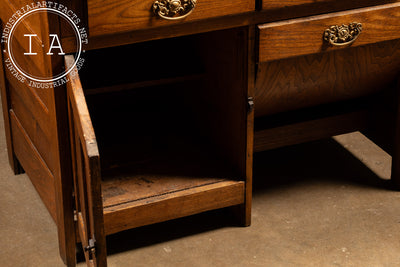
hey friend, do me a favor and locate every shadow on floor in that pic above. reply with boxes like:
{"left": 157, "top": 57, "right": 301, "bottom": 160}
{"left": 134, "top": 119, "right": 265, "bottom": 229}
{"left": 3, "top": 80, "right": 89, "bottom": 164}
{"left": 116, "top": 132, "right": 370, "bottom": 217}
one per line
{"left": 253, "top": 138, "right": 392, "bottom": 195}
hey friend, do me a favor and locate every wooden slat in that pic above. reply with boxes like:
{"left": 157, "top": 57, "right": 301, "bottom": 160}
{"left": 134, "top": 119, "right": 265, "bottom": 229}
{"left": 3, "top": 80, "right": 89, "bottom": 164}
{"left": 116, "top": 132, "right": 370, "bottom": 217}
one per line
{"left": 103, "top": 181, "right": 245, "bottom": 235}
{"left": 254, "top": 110, "right": 368, "bottom": 152}
{"left": 258, "top": 3, "right": 400, "bottom": 62}
{"left": 6, "top": 66, "right": 49, "bottom": 114}
{"left": 87, "top": 0, "right": 254, "bottom": 37}
{"left": 102, "top": 175, "right": 229, "bottom": 208}
{"left": 8, "top": 81, "right": 57, "bottom": 174}
{"left": 9, "top": 110, "right": 56, "bottom": 220}
{"left": 65, "top": 56, "right": 98, "bottom": 157}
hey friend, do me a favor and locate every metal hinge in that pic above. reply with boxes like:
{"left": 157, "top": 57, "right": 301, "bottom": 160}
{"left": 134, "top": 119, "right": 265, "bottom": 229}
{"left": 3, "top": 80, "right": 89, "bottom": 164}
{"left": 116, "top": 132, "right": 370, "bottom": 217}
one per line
{"left": 247, "top": 97, "right": 254, "bottom": 113}
{"left": 84, "top": 238, "right": 96, "bottom": 253}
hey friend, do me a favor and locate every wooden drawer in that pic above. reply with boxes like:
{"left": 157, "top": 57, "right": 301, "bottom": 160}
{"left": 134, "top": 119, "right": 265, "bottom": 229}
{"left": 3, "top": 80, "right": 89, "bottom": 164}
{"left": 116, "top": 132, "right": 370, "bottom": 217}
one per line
{"left": 87, "top": 0, "right": 254, "bottom": 37}
{"left": 261, "top": 0, "right": 400, "bottom": 13}
{"left": 64, "top": 29, "right": 252, "bottom": 266}
{"left": 258, "top": 3, "right": 400, "bottom": 63}
{"left": 255, "top": 4, "right": 400, "bottom": 117}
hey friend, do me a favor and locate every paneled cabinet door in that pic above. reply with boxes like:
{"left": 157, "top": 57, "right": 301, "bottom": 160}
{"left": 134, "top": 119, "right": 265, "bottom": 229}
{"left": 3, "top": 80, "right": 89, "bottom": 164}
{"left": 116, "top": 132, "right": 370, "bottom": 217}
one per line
{"left": 65, "top": 55, "right": 107, "bottom": 267}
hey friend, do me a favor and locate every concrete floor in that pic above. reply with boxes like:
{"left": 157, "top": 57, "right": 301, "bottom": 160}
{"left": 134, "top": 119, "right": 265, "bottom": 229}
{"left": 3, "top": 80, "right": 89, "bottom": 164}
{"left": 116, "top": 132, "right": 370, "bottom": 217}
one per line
{"left": 1, "top": 109, "right": 400, "bottom": 266}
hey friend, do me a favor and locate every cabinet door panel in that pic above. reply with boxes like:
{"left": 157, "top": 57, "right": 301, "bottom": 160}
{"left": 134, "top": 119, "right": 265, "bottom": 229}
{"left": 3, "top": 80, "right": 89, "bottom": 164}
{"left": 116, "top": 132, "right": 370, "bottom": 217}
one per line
{"left": 65, "top": 55, "right": 107, "bottom": 267}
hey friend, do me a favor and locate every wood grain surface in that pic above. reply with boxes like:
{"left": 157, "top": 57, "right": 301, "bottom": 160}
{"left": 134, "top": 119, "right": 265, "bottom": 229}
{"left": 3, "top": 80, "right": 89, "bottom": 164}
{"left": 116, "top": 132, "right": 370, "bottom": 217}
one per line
{"left": 258, "top": 3, "right": 400, "bottom": 63}
{"left": 87, "top": 0, "right": 254, "bottom": 37}
{"left": 255, "top": 39, "right": 400, "bottom": 117}
{"left": 66, "top": 55, "right": 107, "bottom": 267}
{"left": 262, "top": 0, "right": 400, "bottom": 11}
{"left": 254, "top": 110, "right": 368, "bottom": 152}
{"left": 9, "top": 110, "right": 56, "bottom": 219}
{"left": 103, "top": 181, "right": 245, "bottom": 235}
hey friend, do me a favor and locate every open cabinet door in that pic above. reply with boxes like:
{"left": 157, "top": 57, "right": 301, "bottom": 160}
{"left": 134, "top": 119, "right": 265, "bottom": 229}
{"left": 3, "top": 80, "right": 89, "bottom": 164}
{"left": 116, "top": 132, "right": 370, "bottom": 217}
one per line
{"left": 65, "top": 55, "right": 107, "bottom": 267}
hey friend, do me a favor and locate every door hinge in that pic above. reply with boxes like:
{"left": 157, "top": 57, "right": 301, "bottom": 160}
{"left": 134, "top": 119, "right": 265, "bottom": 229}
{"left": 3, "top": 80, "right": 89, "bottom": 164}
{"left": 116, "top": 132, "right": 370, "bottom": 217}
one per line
{"left": 84, "top": 238, "right": 96, "bottom": 253}
{"left": 247, "top": 97, "right": 254, "bottom": 113}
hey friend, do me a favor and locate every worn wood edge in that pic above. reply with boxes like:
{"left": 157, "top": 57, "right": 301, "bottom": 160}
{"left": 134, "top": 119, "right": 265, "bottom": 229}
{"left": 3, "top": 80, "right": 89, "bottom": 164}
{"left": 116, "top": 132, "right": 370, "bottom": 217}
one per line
{"left": 87, "top": 154, "right": 107, "bottom": 267}
{"left": 66, "top": 53, "right": 107, "bottom": 265}
{"left": 242, "top": 25, "right": 255, "bottom": 227}
{"left": 258, "top": 3, "right": 400, "bottom": 30}
{"left": 103, "top": 181, "right": 245, "bottom": 235}
{"left": 9, "top": 109, "right": 57, "bottom": 220}
{"left": 65, "top": 55, "right": 99, "bottom": 158}
{"left": 254, "top": 110, "right": 369, "bottom": 152}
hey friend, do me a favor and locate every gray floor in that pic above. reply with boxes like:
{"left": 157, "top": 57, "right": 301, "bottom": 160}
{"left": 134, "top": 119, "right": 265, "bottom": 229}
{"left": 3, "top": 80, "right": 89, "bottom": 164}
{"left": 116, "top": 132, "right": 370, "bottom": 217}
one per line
{"left": 1, "top": 107, "right": 400, "bottom": 266}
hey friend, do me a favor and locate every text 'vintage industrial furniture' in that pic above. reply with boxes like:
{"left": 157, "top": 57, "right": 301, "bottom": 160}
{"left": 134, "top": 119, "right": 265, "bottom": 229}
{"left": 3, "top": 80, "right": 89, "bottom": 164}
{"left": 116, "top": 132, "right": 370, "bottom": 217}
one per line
{"left": 1, "top": 0, "right": 400, "bottom": 266}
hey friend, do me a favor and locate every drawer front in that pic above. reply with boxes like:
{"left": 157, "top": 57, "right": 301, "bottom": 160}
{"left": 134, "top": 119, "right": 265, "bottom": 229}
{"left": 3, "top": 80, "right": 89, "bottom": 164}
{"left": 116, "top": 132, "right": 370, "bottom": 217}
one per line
{"left": 255, "top": 4, "right": 400, "bottom": 117}
{"left": 258, "top": 3, "right": 400, "bottom": 63}
{"left": 262, "top": 0, "right": 400, "bottom": 12}
{"left": 87, "top": 0, "right": 254, "bottom": 37}
{"left": 255, "top": 40, "right": 400, "bottom": 117}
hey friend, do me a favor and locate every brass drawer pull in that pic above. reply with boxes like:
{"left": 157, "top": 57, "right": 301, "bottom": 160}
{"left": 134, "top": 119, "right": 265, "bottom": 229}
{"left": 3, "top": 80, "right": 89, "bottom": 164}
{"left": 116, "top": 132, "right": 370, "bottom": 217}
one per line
{"left": 324, "top": 22, "right": 362, "bottom": 46}
{"left": 153, "top": 0, "right": 197, "bottom": 20}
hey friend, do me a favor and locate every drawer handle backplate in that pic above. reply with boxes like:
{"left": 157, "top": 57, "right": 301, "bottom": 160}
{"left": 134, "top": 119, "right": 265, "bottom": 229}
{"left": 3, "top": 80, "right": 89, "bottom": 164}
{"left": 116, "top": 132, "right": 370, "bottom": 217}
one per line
{"left": 323, "top": 22, "right": 362, "bottom": 46}
{"left": 153, "top": 0, "right": 197, "bottom": 20}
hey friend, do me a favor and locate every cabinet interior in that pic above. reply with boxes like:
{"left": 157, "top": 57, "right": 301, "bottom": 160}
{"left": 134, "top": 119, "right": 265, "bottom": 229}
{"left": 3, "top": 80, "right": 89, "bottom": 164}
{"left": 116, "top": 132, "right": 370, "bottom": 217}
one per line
{"left": 75, "top": 28, "right": 249, "bottom": 230}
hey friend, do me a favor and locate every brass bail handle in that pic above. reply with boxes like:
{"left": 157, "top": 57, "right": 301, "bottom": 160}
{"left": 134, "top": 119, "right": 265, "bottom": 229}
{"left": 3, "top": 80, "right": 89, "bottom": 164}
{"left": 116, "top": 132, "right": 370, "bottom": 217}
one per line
{"left": 323, "top": 22, "right": 363, "bottom": 46}
{"left": 153, "top": 0, "right": 197, "bottom": 20}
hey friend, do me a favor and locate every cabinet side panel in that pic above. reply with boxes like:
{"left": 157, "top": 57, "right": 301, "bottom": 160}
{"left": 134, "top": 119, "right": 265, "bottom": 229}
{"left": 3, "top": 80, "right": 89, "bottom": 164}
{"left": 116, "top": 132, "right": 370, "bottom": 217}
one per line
{"left": 9, "top": 110, "right": 56, "bottom": 219}
{"left": 0, "top": 0, "right": 65, "bottom": 244}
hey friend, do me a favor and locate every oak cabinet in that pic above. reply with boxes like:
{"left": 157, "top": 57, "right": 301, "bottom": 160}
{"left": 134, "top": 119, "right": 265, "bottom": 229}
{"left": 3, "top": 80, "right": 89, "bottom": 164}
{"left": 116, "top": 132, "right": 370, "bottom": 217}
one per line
{"left": 1, "top": 1, "right": 400, "bottom": 266}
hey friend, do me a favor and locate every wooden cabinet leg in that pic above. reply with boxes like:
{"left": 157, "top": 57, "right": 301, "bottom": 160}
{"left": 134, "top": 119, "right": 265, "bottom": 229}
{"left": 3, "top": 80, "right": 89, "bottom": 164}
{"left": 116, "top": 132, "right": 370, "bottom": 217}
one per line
{"left": 54, "top": 96, "right": 77, "bottom": 267}
{"left": 0, "top": 25, "right": 24, "bottom": 176}
{"left": 231, "top": 25, "right": 255, "bottom": 227}
{"left": 10, "top": 155, "right": 24, "bottom": 175}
